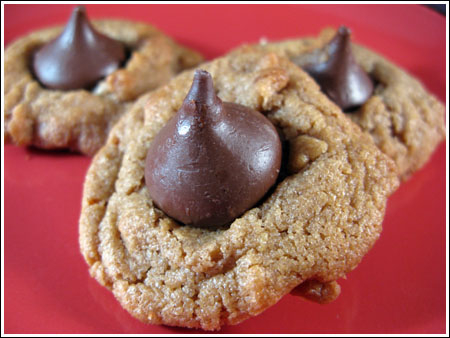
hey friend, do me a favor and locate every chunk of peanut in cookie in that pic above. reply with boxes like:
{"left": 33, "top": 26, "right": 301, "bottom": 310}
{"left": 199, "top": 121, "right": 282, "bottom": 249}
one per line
{"left": 288, "top": 135, "right": 328, "bottom": 173}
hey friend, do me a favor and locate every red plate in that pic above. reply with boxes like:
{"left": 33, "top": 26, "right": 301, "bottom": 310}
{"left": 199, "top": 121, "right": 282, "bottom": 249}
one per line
{"left": 4, "top": 4, "right": 447, "bottom": 334}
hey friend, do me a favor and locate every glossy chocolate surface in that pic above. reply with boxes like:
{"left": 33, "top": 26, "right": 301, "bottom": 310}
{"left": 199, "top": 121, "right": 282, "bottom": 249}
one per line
{"left": 145, "top": 70, "right": 282, "bottom": 228}
{"left": 32, "top": 6, "right": 126, "bottom": 90}
{"left": 302, "top": 26, "right": 374, "bottom": 110}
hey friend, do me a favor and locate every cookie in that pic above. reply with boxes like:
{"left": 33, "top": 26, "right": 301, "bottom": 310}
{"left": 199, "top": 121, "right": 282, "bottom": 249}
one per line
{"left": 256, "top": 27, "right": 446, "bottom": 180}
{"left": 79, "top": 47, "right": 398, "bottom": 330}
{"left": 4, "top": 10, "right": 203, "bottom": 155}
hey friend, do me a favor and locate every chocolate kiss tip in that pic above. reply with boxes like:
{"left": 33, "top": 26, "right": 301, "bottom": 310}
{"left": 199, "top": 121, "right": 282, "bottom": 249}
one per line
{"left": 74, "top": 5, "right": 85, "bottom": 12}
{"left": 194, "top": 69, "right": 210, "bottom": 78}
{"left": 70, "top": 5, "right": 86, "bottom": 21}
{"left": 332, "top": 26, "right": 351, "bottom": 48}
{"left": 185, "top": 70, "right": 219, "bottom": 106}
{"left": 337, "top": 25, "right": 351, "bottom": 35}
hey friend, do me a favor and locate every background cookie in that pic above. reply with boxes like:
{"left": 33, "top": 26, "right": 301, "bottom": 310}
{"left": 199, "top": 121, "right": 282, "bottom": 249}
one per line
{"left": 79, "top": 48, "right": 398, "bottom": 330}
{"left": 257, "top": 27, "right": 446, "bottom": 181}
{"left": 4, "top": 13, "right": 203, "bottom": 155}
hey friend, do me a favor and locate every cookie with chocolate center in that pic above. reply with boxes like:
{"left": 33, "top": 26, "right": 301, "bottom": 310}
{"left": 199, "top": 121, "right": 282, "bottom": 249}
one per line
{"left": 4, "top": 6, "right": 203, "bottom": 155}
{"left": 79, "top": 47, "right": 398, "bottom": 330}
{"left": 256, "top": 26, "right": 445, "bottom": 181}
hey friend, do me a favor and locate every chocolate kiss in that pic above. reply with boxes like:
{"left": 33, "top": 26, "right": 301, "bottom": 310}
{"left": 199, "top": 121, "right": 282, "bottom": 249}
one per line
{"left": 303, "top": 26, "right": 374, "bottom": 111}
{"left": 145, "top": 70, "right": 282, "bottom": 228}
{"left": 32, "top": 5, "right": 126, "bottom": 90}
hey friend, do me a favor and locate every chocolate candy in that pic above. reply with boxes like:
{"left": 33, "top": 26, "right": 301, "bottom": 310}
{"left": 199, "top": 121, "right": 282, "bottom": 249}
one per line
{"left": 302, "top": 26, "right": 374, "bottom": 111}
{"left": 32, "top": 6, "right": 126, "bottom": 90}
{"left": 145, "top": 70, "right": 282, "bottom": 228}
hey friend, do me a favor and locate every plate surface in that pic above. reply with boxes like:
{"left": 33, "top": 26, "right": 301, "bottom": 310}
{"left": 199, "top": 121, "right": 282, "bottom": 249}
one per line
{"left": 3, "top": 4, "right": 446, "bottom": 334}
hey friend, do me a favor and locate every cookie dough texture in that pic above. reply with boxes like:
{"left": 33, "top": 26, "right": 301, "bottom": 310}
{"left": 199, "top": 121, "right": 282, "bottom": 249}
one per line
{"left": 258, "top": 28, "right": 446, "bottom": 180}
{"left": 79, "top": 48, "right": 398, "bottom": 330}
{"left": 4, "top": 20, "right": 203, "bottom": 155}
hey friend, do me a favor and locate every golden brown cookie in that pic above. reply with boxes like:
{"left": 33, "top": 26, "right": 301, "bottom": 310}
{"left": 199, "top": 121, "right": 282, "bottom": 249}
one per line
{"left": 79, "top": 47, "right": 398, "bottom": 330}
{"left": 257, "top": 28, "right": 446, "bottom": 181}
{"left": 4, "top": 19, "right": 203, "bottom": 155}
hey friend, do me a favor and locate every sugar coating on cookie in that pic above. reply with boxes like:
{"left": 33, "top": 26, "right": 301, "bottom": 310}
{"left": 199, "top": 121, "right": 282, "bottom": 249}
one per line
{"left": 258, "top": 28, "right": 446, "bottom": 180}
{"left": 79, "top": 48, "right": 398, "bottom": 330}
{"left": 4, "top": 19, "right": 203, "bottom": 155}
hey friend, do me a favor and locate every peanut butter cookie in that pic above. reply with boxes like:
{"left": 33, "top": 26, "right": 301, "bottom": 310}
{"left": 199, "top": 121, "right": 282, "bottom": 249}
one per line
{"left": 257, "top": 27, "right": 445, "bottom": 180}
{"left": 4, "top": 7, "right": 202, "bottom": 155}
{"left": 79, "top": 47, "right": 398, "bottom": 330}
